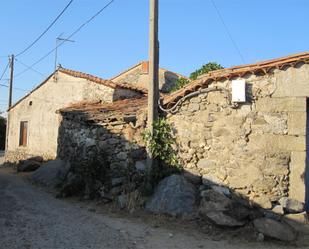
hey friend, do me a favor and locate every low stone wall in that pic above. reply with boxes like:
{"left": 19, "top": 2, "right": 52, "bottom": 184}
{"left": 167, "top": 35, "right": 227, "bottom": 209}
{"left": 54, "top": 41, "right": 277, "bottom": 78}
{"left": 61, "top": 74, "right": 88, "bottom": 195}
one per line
{"left": 57, "top": 114, "right": 147, "bottom": 181}
{"left": 167, "top": 69, "right": 306, "bottom": 208}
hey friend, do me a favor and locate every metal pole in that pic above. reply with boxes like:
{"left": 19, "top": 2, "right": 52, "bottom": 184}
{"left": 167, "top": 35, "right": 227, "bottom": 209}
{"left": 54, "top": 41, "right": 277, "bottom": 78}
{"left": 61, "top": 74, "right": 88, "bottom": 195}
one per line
{"left": 147, "top": 0, "right": 159, "bottom": 173}
{"left": 54, "top": 38, "right": 59, "bottom": 71}
{"left": 54, "top": 36, "right": 75, "bottom": 71}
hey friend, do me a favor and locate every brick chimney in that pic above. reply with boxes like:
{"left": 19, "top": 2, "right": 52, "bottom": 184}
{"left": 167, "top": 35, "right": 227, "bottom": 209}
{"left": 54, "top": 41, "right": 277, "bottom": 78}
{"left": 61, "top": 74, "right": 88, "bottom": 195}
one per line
{"left": 141, "top": 61, "right": 149, "bottom": 74}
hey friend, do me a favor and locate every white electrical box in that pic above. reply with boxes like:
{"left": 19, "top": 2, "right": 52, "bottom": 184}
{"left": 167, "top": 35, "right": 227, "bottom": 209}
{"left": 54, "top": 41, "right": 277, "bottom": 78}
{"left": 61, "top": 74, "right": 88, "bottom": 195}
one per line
{"left": 232, "top": 80, "right": 246, "bottom": 102}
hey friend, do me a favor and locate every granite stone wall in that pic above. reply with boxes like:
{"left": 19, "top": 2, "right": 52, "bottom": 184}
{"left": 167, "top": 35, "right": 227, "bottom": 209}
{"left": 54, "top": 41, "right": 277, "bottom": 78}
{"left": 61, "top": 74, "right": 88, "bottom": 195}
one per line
{"left": 167, "top": 66, "right": 307, "bottom": 207}
{"left": 57, "top": 113, "right": 147, "bottom": 185}
{"left": 56, "top": 64, "right": 308, "bottom": 207}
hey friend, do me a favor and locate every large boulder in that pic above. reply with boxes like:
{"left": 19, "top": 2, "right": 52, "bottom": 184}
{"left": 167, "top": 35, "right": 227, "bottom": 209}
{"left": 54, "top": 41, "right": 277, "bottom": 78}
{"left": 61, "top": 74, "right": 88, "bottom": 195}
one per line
{"left": 17, "top": 160, "right": 41, "bottom": 172}
{"left": 199, "top": 189, "right": 251, "bottom": 227}
{"left": 206, "top": 211, "right": 246, "bottom": 227}
{"left": 283, "top": 212, "right": 309, "bottom": 233}
{"left": 31, "top": 159, "right": 70, "bottom": 188}
{"left": 253, "top": 217, "right": 296, "bottom": 241}
{"left": 279, "top": 197, "right": 304, "bottom": 213}
{"left": 145, "top": 174, "right": 197, "bottom": 216}
{"left": 199, "top": 189, "right": 232, "bottom": 213}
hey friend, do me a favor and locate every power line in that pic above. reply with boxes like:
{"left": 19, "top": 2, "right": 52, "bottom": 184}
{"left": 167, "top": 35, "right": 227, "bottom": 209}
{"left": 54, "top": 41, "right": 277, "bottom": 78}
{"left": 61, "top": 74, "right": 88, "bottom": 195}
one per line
{"left": 15, "top": 0, "right": 74, "bottom": 57}
{"left": 0, "top": 61, "right": 10, "bottom": 82}
{"left": 14, "top": 58, "right": 46, "bottom": 78}
{"left": 14, "top": 0, "right": 115, "bottom": 78}
{"left": 0, "top": 83, "right": 30, "bottom": 92}
{"left": 210, "top": 0, "right": 246, "bottom": 64}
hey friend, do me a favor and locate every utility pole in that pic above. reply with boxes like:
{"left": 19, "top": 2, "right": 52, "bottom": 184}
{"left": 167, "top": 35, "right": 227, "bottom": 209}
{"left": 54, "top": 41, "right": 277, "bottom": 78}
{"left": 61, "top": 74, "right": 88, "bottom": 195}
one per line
{"left": 147, "top": 0, "right": 159, "bottom": 174}
{"left": 8, "top": 55, "right": 14, "bottom": 109}
{"left": 5, "top": 54, "right": 14, "bottom": 153}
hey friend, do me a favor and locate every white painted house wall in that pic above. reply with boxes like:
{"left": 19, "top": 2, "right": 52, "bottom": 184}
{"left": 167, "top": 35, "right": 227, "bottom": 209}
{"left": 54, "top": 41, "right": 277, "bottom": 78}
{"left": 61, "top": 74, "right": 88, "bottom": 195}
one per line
{"left": 6, "top": 71, "right": 139, "bottom": 161}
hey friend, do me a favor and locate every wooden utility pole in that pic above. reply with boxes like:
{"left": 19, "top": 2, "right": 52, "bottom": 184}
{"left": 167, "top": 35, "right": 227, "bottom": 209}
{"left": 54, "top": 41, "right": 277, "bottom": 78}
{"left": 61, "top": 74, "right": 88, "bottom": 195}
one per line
{"left": 5, "top": 54, "right": 14, "bottom": 153}
{"left": 147, "top": 0, "right": 159, "bottom": 171}
{"left": 8, "top": 54, "right": 14, "bottom": 109}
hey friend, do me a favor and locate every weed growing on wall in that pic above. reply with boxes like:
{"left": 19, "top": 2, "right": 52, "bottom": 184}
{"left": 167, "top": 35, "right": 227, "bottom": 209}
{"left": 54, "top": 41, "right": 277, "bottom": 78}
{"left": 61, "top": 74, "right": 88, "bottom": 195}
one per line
{"left": 143, "top": 118, "right": 182, "bottom": 185}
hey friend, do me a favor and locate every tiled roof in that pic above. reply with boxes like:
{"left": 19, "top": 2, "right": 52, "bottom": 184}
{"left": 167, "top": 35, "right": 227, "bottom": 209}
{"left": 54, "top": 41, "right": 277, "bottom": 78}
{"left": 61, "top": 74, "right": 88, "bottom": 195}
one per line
{"left": 59, "top": 67, "right": 147, "bottom": 94}
{"left": 58, "top": 97, "right": 147, "bottom": 122}
{"left": 163, "top": 52, "right": 309, "bottom": 107}
{"left": 8, "top": 67, "right": 147, "bottom": 111}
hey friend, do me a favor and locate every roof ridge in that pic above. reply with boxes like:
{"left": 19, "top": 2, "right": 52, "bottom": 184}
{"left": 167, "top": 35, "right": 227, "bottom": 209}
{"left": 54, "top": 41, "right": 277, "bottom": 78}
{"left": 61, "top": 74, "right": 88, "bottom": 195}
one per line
{"left": 164, "top": 51, "right": 309, "bottom": 106}
{"left": 58, "top": 67, "right": 147, "bottom": 94}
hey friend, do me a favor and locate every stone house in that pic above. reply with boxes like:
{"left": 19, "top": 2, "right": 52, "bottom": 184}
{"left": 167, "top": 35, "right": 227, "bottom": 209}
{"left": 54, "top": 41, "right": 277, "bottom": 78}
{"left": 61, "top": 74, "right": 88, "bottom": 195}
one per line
{"left": 5, "top": 61, "right": 182, "bottom": 163}
{"left": 5, "top": 67, "right": 146, "bottom": 162}
{"left": 57, "top": 52, "right": 309, "bottom": 209}
{"left": 111, "top": 61, "right": 186, "bottom": 93}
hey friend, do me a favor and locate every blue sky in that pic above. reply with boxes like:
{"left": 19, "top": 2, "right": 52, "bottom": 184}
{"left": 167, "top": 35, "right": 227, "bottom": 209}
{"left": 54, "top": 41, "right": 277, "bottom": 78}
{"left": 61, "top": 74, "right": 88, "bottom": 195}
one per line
{"left": 0, "top": 0, "right": 308, "bottom": 113}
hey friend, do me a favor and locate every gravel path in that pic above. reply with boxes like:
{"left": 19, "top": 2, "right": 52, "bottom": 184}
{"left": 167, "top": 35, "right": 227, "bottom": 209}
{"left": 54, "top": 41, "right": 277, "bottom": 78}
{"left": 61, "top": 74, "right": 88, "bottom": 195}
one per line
{"left": 0, "top": 166, "right": 307, "bottom": 249}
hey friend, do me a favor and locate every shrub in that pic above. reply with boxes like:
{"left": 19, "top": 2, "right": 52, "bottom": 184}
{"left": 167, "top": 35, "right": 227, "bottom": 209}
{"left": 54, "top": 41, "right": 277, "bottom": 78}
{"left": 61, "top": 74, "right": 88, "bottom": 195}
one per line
{"left": 190, "top": 62, "right": 224, "bottom": 80}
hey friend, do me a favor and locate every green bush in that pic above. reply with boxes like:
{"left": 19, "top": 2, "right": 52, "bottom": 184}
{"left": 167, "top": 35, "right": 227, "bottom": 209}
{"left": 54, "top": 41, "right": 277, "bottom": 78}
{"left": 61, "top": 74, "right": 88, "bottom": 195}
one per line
{"left": 190, "top": 62, "right": 224, "bottom": 80}
{"left": 169, "top": 62, "right": 224, "bottom": 92}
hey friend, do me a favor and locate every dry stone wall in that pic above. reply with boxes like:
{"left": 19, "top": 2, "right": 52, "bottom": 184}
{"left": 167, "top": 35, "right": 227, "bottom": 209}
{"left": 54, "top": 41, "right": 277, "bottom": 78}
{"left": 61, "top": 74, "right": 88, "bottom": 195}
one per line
{"left": 57, "top": 113, "right": 147, "bottom": 184}
{"left": 167, "top": 65, "right": 307, "bottom": 207}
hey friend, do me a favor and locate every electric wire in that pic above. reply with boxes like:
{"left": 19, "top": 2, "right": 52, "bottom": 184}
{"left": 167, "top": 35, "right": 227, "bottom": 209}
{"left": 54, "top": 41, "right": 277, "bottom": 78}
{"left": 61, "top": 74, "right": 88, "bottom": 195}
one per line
{"left": 14, "top": 0, "right": 115, "bottom": 78}
{"left": 14, "top": 58, "right": 46, "bottom": 78}
{"left": 210, "top": 0, "right": 246, "bottom": 64}
{"left": 15, "top": 0, "right": 74, "bottom": 57}
{"left": 0, "top": 61, "right": 10, "bottom": 82}
{"left": 0, "top": 83, "right": 30, "bottom": 92}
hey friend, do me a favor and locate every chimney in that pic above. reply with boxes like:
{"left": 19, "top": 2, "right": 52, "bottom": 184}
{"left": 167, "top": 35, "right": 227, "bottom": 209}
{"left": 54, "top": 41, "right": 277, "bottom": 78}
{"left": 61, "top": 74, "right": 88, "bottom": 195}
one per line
{"left": 141, "top": 61, "right": 149, "bottom": 74}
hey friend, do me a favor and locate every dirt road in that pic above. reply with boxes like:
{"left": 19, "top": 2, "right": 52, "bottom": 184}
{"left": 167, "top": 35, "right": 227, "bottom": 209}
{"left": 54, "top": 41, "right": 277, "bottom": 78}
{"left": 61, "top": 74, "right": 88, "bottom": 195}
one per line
{"left": 0, "top": 166, "right": 307, "bottom": 249}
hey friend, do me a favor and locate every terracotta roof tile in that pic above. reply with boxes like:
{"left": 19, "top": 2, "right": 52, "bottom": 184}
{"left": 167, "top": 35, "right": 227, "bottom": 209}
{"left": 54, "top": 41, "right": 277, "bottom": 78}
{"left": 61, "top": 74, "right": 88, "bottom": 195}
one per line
{"left": 163, "top": 52, "right": 309, "bottom": 106}
{"left": 58, "top": 67, "right": 147, "bottom": 94}
{"left": 58, "top": 97, "right": 147, "bottom": 122}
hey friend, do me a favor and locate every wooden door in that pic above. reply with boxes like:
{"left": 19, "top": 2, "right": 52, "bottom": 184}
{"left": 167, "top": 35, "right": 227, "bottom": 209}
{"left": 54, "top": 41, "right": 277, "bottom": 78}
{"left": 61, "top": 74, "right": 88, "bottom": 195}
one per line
{"left": 19, "top": 121, "right": 28, "bottom": 146}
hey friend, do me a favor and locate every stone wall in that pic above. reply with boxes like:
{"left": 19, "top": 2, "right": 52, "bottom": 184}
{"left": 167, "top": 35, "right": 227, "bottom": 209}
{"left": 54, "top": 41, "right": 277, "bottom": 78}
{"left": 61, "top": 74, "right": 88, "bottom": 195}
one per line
{"left": 57, "top": 113, "right": 147, "bottom": 183}
{"left": 167, "top": 64, "right": 308, "bottom": 206}
{"left": 56, "top": 63, "right": 308, "bottom": 208}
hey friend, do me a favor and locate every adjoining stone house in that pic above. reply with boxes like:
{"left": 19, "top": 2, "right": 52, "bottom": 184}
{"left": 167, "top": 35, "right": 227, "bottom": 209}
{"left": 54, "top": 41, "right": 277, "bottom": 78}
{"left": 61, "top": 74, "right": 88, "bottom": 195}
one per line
{"left": 5, "top": 61, "right": 182, "bottom": 163}
{"left": 57, "top": 52, "right": 309, "bottom": 209}
{"left": 5, "top": 67, "right": 146, "bottom": 162}
{"left": 111, "top": 61, "right": 186, "bottom": 93}
{"left": 57, "top": 98, "right": 147, "bottom": 181}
